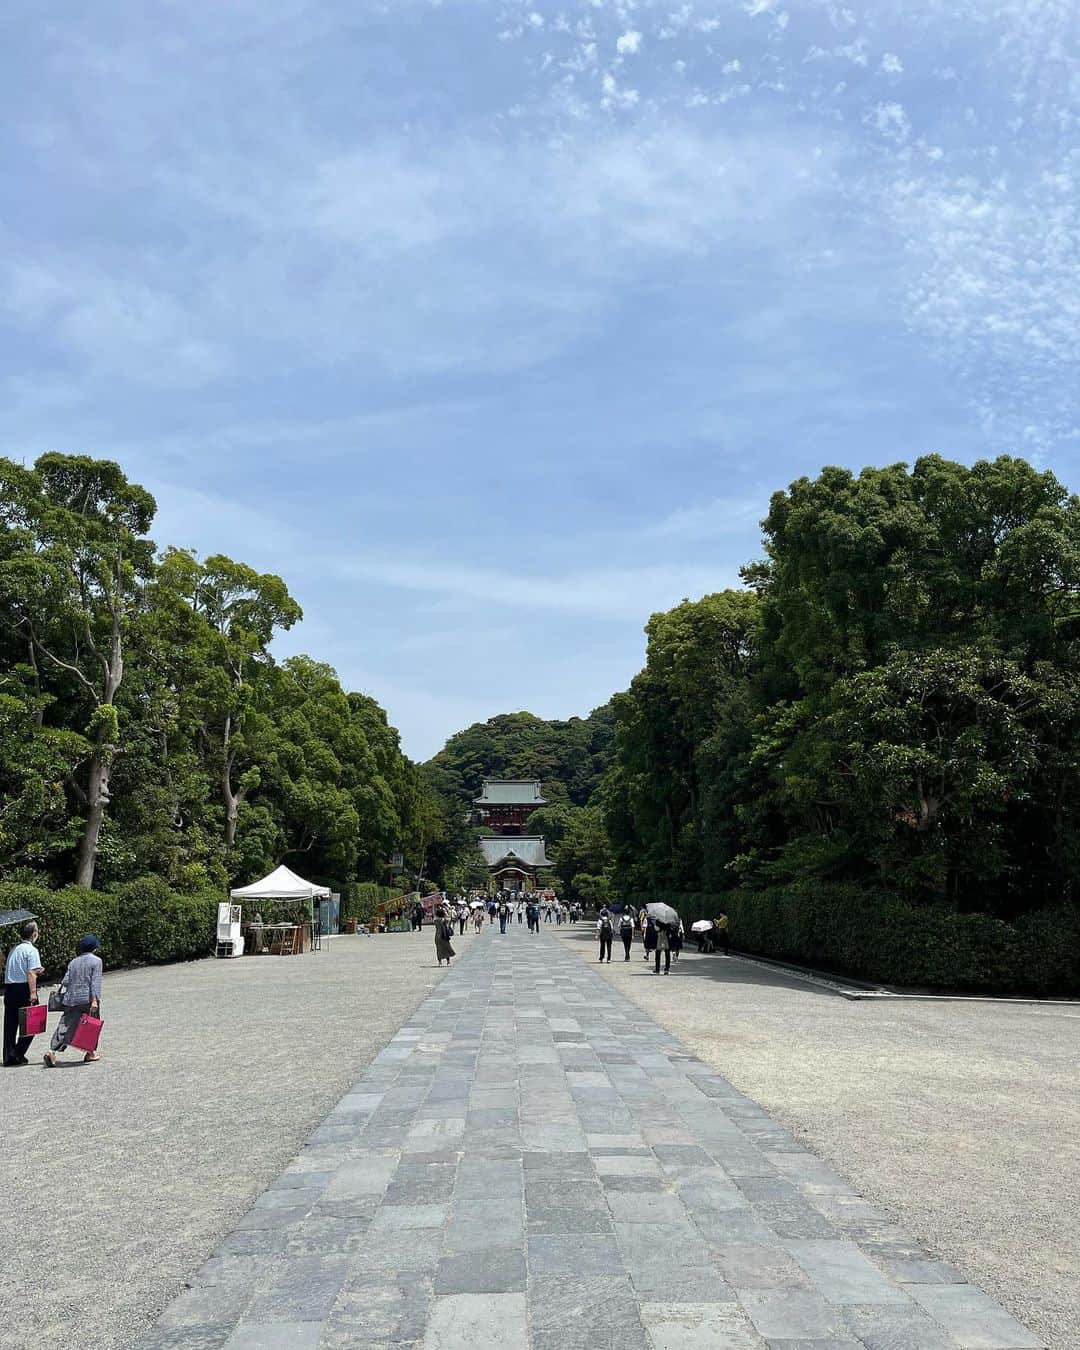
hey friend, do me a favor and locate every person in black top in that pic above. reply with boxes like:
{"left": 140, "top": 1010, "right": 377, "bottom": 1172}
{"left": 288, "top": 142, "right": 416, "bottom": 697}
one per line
{"left": 618, "top": 911, "right": 634, "bottom": 961}
{"left": 596, "top": 909, "right": 613, "bottom": 962}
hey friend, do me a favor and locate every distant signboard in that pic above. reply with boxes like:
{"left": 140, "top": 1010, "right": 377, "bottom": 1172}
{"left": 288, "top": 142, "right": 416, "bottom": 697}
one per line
{"left": 389, "top": 852, "right": 404, "bottom": 873}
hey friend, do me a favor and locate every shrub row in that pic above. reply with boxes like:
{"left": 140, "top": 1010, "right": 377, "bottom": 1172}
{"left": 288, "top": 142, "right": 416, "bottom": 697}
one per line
{"left": 0, "top": 877, "right": 219, "bottom": 979}
{"left": 339, "top": 882, "right": 403, "bottom": 927}
{"left": 627, "top": 883, "right": 1080, "bottom": 996}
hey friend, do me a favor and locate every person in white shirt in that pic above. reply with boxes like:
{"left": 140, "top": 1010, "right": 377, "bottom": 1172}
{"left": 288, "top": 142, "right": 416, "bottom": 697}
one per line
{"left": 3, "top": 920, "right": 44, "bottom": 1067}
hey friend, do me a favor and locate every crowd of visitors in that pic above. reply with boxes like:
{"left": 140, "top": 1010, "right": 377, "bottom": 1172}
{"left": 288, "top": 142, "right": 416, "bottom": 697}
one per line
{"left": 594, "top": 905, "right": 709, "bottom": 974}
{"left": 415, "top": 889, "right": 730, "bottom": 976}
{"left": 3, "top": 920, "right": 104, "bottom": 1067}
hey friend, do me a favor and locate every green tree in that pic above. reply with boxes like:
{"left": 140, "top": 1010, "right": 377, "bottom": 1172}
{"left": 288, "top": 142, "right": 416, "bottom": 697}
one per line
{"left": 604, "top": 591, "right": 759, "bottom": 894}
{"left": 169, "top": 551, "right": 301, "bottom": 856}
{"left": 0, "top": 454, "right": 156, "bottom": 887}
{"left": 744, "top": 456, "right": 1080, "bottom": 909}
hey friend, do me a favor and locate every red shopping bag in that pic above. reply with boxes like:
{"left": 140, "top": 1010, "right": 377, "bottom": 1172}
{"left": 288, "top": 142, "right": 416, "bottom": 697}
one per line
{"left": 18, "top": 1002, "right": 47, "bottom": 1037}
{"left": 70, "top": 1013, "right": 103, "bottom": 1053}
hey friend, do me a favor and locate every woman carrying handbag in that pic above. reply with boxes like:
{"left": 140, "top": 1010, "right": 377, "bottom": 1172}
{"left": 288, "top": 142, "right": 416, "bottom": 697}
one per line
{"left": 44, "top": 934, "right": 103, "bottom": 1067}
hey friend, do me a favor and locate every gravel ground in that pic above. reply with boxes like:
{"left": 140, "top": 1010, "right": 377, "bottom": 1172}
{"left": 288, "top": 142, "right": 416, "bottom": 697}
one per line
{"left": 558, "top": 926, "right": 1079, "bottom": 1350}
{"left": 0, "top": 927, "right": 473, "bottom": 1350}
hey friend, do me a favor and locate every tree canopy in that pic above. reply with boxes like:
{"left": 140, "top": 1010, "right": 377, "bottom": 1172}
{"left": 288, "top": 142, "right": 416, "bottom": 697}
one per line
{"left": 0, "top": 452, "right": 439, "bottom": 895}
{"left": 605, "top": 456, "right": 1080, "bottom": 919}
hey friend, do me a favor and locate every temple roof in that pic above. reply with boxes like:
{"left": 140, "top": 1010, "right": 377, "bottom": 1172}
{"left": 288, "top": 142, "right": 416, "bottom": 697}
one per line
{"left": 474, "top": 778, "right": 546, "bottom": 805}
{"left": 479, "top": 835, "right": 552, "bottom": 868}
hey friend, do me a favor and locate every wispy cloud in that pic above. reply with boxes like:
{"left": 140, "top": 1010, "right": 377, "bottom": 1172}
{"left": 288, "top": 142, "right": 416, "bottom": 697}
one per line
{"left": 335, "top": 557, "right": 740, "bottom": 622}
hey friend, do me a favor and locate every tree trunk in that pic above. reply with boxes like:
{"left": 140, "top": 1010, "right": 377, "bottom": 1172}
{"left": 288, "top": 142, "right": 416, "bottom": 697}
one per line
{"left": 224, "top": 769, "right": 240, "bottom": 851}
{"left": 73, "top": 614, "right": 123, "bottom": 890}
{"left": 75, "top": 753, "right": 110, "bottom": 888}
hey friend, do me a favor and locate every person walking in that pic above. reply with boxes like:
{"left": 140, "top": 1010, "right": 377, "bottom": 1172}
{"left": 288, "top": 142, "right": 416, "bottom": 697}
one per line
{"left": 654, "top": 921, "right": 672, "bottom": 975}
{"left": 43, "top": 934, "right": 103, "bottom": 1067}
{"left": 596, "top": 908, "right": 613, "bottom": 962}
{"left": 457, "top": 902, "right": 467, "bottom": 936}
{"left": 642, "top": 915, "right": 657, "bottom": 964}
{"left": 435, "top": 908, "right": 456, "bottom": 965}
{"left": 498, "top": 898, "right": 510, "bottom": 934}
{"left": 526, "top": 899, "right": 539, "bottom": 932}
{"left": 619, "top": 910, "right": 634, "bottom": 961}
{"left": 671, "top": 918, "right": 684, "bottom": 963}
{"left": 716, "top": 913, "right": 730, "bottom": 954}
{"left": 473, "top": 905, "right": 484, "bottom": 935}
{"left": 412, "top": 900, "right": 425, "bottom": 933}
{"left": 3, "top": 920, "right": 44, "bottom": 1067}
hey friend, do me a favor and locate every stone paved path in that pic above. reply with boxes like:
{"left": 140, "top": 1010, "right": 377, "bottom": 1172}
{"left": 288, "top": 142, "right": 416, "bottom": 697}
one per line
{"left": 136, "top": 926, "right": 1044, "bottom": 1349}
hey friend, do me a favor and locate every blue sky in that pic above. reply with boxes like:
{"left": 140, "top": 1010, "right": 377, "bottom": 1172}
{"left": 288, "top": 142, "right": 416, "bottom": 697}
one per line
{"left": 2, "top": 1, "right": 1078, "bottom": 759}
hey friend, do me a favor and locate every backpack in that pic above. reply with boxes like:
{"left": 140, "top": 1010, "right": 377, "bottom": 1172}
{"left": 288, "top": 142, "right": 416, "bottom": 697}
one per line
{"left": 600, "top": 915, "right": 613, "bottom": 935}
{"left": 619, "top": 914, "right": 633, "bottom": 933}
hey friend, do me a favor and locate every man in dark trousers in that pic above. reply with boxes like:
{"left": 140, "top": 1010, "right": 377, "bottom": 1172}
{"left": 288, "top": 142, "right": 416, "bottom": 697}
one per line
{"left": 3, "top": 920, "right": 44, "bottom": 1067}
{"left": 619, "top": 910, "right": 635, "bottom": 961}
{"left": 596, "top": 908, "right": 614, "bottom": 962}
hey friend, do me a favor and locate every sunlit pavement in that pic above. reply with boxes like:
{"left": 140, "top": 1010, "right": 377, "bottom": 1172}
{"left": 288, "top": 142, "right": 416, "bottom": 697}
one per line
{"left": 137, "top": 925, "right": 1043, "bottom": 1349}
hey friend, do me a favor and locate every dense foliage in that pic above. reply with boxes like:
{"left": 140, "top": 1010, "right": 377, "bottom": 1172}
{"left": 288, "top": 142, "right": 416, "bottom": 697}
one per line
{"left": 0, "top": 453, "right": 443, "bottom": 899}
{"left": 605, "top": 456, "right": 1080, "bottom": 988}
{"left": 626, "top": 886, "right": 1080, "bottom": 996}
{"left": 0, "top": 878, "right": 218, "bottom": 977}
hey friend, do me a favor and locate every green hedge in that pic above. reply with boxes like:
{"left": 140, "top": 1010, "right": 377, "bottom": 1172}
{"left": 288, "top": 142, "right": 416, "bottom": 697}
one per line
{"left": 0, "top": 878, "right": 219, "bottom": 978}
{"left": 340, "top": 882, "right": 401, "bottom": 926}
{"left": 627, "top": 884, "right": 1080, "bottom": 996}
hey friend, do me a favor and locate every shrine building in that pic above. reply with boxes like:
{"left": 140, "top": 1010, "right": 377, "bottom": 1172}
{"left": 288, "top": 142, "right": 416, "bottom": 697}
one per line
{"left": 473, "top": 778, "right": 545, "bottom": 835}
{"left": 474, "top": 778, "right": 551, "bottom": 892}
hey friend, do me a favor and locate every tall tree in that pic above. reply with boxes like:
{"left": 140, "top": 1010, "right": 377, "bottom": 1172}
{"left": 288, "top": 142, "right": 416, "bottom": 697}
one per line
{"left": 604, "top": 591, "right": 759, "bottom": 894}
{"left": 169, "top": 551, "right": 302, "bottom": 856}
{"left": 0, "top": 454, "right": 156, "bottom": 886}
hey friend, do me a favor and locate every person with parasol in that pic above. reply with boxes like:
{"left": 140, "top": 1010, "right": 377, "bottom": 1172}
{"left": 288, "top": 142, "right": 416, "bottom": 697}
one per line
{"left": 646, "top": 902, "right": 680, "bottom": 975}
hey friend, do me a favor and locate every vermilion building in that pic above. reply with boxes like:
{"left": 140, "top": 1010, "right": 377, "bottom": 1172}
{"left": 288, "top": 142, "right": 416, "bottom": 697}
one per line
{"left": 474, "top": 778, "right": 552, "bottom": 892}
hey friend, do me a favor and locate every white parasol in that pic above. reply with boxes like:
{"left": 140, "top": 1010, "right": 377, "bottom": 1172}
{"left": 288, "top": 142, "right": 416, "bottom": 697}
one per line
{"left": 646, "top": 901, "right": 679, "bottom": 927}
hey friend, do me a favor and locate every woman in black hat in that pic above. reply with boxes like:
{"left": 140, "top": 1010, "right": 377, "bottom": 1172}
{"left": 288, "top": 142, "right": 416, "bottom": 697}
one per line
{"left": 44, "top": 934, "right": 103, "bottom": 1067}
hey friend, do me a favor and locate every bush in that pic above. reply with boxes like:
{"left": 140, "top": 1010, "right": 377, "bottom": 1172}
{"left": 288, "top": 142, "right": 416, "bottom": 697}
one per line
{"left": 0, "top": 877, "right": 218, "bottom": 978}
{"left": 114, "top": 877, "right": 218, "bottom": 965}
{"left": 627, "top": 883, "right": 1080, "bottom": 996}
{"left": 340, "top": 882, "right": 400, "bottom": 926}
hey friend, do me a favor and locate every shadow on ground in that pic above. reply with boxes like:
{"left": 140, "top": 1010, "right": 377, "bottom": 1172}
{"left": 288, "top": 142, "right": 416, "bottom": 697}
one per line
{"left": 555, "top": 923, "right": 840, "bottom": 997}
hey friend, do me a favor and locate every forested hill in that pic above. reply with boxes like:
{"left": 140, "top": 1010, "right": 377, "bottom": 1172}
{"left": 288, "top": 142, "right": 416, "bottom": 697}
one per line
{"left": 424, "top": 707, "right": 615, "bottom": 811}
{"left": 420, "top": 708, "right": 616, "bottom": 900}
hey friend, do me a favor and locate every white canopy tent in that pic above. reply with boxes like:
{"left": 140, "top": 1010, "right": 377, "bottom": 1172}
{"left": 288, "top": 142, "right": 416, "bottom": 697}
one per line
{"left": 229, "top": 865, "right": 331, "bottom": 954}
{"left": 230, "top": 864, "right": 331, "bottom": 901}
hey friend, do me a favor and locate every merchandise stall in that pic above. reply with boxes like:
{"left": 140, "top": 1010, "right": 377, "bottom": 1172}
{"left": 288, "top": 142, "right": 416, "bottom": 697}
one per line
{"left": 227, "top": 865, "right": 331, "bottom": 956}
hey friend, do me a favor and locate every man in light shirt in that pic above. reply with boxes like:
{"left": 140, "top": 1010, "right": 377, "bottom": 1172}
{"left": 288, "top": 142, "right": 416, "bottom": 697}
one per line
{"left": 3, "top": 920, "right": 45, "bottom": 1067}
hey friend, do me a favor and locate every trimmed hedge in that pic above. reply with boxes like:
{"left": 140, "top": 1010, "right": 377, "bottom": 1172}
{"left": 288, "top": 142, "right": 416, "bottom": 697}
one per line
{"left": 0, "top": 878, "right": 218, "bottom": 979}
{"left": 627, "top": 883, "right": 1080, "bottom": 996}
{"left": 340, "top": 882, "right": 401, "bottom": 927}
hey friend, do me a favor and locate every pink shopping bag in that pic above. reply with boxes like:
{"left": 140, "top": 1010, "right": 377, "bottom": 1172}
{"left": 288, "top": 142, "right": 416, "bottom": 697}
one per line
{"left": 70, "top": 1013, "right": 103, "bottom": 1053}
{"left": 18, "top": 1002, "right": 47, "bottom": 1037}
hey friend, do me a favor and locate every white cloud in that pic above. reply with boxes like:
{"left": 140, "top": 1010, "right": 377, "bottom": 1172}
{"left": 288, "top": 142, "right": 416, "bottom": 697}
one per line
{"left": 616, "top": 29, "right": 642, "bottom": 55}
{"left": 336, "top": 556, "right": 738, "bottom": 621}
{"left": 600, "top": 72, "right": 641, "bottom": 108}
{"left": 722, "top": 59, "right": 743, "bottom": 74}
{"left": 647, "top": 497, "right": 764, "bottom": 541}
{"left": 880, "top": 52, "right": 904, "bottom": 74}
{"left": 866, "top": 101, "right": 912, "bottom": 143}
{"left": 879, "top": 160, "right": 1080, "bottom": 444}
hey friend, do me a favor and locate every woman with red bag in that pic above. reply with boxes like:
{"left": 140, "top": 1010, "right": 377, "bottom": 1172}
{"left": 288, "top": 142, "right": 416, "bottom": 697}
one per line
{"left": 44, "top": 934, "right": 103, "bottom": 1067}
